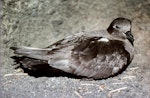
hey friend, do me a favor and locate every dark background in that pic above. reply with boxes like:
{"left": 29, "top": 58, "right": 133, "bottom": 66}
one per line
{"left": 1, "top": 0, "right": 150, "bottom": 98}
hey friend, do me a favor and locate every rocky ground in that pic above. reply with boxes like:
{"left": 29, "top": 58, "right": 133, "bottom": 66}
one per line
{"left": 1, "top": 0, "right": 150, "bottom": 98}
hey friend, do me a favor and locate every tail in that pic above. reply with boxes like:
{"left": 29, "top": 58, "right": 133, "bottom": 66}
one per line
{"left": 11, "top": 56, "right": 49, "bottom": 71}
{"left": 10, "top": 46, "right": 52, "bottom": 71}
{"left": 10, "top": 46, "right": 51, "bottom": 60}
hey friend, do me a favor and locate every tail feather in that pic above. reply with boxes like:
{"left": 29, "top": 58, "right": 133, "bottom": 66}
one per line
{"left": 10, "top": 46, "right": 51, "bottom": 60}
{"left": 11, "top": 56, "right": 49, "bottom": 70}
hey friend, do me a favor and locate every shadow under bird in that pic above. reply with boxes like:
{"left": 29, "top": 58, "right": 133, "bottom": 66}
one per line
{"left": 10, "top": 18, "right": 134, "bottom": 79}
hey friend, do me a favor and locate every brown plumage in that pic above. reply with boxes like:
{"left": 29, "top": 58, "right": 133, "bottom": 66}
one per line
{"left": 10, "top": 18, "right": 134, "bottom": 79}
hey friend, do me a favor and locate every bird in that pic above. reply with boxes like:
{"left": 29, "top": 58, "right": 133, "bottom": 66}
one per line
{"left": 10, "top": 17, "right": 134, "bottom": 79}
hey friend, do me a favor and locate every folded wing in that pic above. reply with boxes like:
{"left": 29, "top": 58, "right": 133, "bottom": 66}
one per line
{"left": 48, "top": 36, "right": 131, "bottom": 79}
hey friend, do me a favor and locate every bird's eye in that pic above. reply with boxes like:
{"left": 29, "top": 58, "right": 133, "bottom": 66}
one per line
{"left": 115, "top": 25, "right": 120, "bottom": 29}
{"left": 113, "top": 25, "right": 120, "bottom": 29}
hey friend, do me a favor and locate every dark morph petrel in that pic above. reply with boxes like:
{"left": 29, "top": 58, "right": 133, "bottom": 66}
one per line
{"left": 10, "top": 18, "right": 134, "bottom": 79}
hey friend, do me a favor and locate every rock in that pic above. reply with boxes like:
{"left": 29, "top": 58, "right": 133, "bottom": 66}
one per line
{"left": 51, "top": 20, "right": 63, "bottom": 26}
{"left": 28, "top": 0, "right": 39, "bottom": 9}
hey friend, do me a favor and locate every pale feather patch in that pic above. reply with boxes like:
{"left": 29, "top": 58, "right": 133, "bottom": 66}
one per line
{"left": 59, "top": 60, "right": 69, "bottom": 65}
{"left": 48, "top": 60, "right": 72, "bottom": 72}
{"left": 48, "top": 60, "right": 69, "bottom": 66}
{"left": 112, "top": 67, "right": 120, "bottom": 74}
{"left": 98, "top": 38, "right": 109, "bottom": 42}
{"left": 19, "top": 46, "right": 51, "bottom": 50}
{"left": 91, "top": 41, "right": 95, "bottom": 43}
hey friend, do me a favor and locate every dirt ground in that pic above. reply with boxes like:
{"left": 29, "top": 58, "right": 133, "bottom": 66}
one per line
{"left": 1, "top": 0, "right": 150, "bottom": 98}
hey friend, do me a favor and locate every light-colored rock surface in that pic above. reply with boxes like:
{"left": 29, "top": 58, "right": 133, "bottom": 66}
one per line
{"left": 1, "top": 0, "right": 150, "bottom": 98}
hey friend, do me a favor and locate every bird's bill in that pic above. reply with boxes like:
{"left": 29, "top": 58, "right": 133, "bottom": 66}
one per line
{"left": 125, "top": 31, "right": 134, "bottom": 45}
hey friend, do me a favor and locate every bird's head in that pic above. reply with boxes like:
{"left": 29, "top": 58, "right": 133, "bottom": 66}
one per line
{"left": 107, "top": 18, "right": 134, "bottom": 45}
